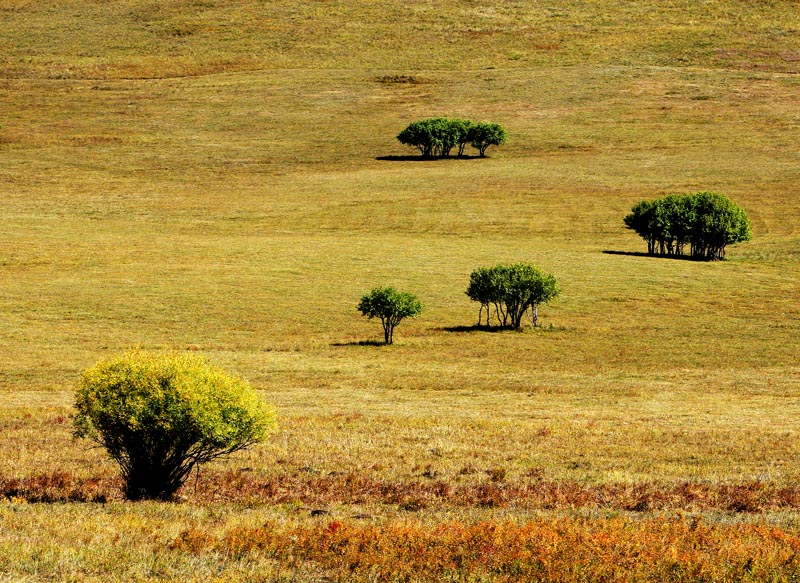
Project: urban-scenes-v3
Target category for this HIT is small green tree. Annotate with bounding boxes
[449,118,474,156]
[468,122,508,157]
[73,350,276,501]
[623,199,658,255]
[357,287,423,344]
[466,266,509,326]
[689,191,752,260]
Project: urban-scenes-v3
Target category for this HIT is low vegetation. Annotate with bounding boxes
[197,516,800,583]
[73,351,276,500]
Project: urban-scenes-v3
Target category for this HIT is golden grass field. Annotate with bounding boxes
[1,0,800,580]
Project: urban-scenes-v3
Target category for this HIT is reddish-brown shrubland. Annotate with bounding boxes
[6,470,800,515]
[175,516,800,582]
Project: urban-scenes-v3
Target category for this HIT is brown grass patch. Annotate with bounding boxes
[0,471,120,503]
[4,470,796,514]
[184,471,800,513]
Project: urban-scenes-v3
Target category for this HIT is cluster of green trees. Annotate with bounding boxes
[624,192,752,260]
[466,263,560,329]
[397,117,508,158]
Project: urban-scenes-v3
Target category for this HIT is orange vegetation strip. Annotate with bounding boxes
[4,471,800,513]
[191,470,800,513]
[173,516,800,582]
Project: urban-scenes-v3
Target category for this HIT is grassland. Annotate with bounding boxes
[1,0,800,580]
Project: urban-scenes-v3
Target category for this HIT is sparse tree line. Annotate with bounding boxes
[624,191,751,260]
[359,262,560,345]
[397,117,508,158]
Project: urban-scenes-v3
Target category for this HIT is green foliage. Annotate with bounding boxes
[396,119,434,157]
[397,117,507,158]
[465,266,507,326]
[73,350,276,501]
[397,117,471,157]
[449,117,474,156]
[468,121,508,157]
[357,287,423,344]
[466,264,560,329]
[624,192,752,260]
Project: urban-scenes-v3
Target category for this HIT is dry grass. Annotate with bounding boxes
[2,0,800,79]
[1,0,800,580]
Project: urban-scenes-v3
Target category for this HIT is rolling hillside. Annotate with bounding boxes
[1,1,799,580]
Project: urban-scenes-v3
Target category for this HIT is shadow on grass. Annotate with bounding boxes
[331,340,387,347]
[439,325,515,333]
[376,155,483,162]
[602,250,711,262]
[440,324,566,333]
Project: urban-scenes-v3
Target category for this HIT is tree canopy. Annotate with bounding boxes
[397,117,507,158]
[357,287,423,344]
[469,121,508,157]
[466,263,560,329]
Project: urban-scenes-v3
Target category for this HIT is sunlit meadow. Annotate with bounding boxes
[1,0,799,580]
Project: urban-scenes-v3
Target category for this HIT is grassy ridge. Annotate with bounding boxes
[3,0,800,78]
[1,0,800,580]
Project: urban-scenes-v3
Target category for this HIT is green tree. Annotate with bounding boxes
[500,263,560,328]
[449,118,474,156]
[466,266,507,326]
[623,199,657,255]
[73,350,276,501]
[397,119,435,157]
[624,192,751,260]
[357,287,423,344]
[689,191,752,260]
[468,121,508,157]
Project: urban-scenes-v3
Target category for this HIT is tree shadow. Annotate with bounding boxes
[331,340,387,347]
[439,325,515,333]
[602,250,705,262]
[376,155,483,162]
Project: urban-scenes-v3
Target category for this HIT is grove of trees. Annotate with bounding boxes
[466,263,560,329]
[73,350,276,501]
[624,192,752,260]
[397,118,507,158]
